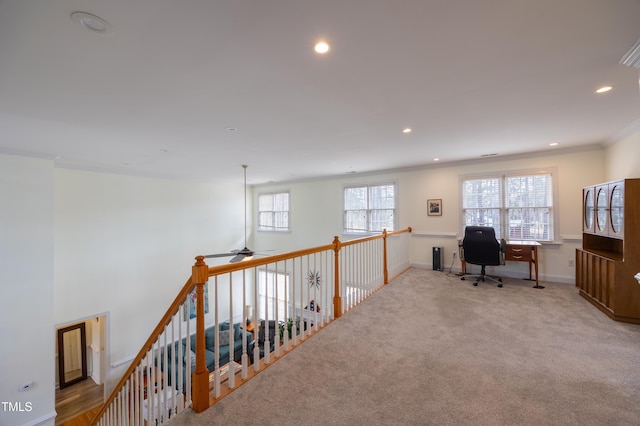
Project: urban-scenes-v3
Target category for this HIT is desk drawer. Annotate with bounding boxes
[505,246,533,261]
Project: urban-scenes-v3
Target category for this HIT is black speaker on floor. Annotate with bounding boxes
[433,246,443,271]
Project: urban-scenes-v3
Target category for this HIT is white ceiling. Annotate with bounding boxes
[1,0,639,185]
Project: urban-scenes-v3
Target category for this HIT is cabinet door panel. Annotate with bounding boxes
[608,181,624,239]
[583,187,595,234]
[595,185,609,236]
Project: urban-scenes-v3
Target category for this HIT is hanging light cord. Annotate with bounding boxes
[242,164,248,248]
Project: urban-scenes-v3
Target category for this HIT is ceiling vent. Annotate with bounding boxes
[620,38,640,69]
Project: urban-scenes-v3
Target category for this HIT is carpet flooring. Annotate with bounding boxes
[166,268,640,426]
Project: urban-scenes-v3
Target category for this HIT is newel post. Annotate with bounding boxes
[382,229,389,285]
[332,236,343,319]
[191,256,210,413]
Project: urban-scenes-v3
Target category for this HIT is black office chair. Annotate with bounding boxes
[460,226,506,287]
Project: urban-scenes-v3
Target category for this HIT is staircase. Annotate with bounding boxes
[90,228,411,425]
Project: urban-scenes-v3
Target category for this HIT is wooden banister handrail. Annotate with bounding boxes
[337,227,412,248]
[202,243,337,276]
[90,277,195,424]
[199,227,411,279]
[386,226,412,237]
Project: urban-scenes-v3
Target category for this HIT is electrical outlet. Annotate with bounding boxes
[19,381,33,392]
[568,260,575,267]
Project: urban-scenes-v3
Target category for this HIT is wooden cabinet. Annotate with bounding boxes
[576,179,640,324]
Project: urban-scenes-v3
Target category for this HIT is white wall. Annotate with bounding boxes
[254,147,607,284]
[53,169,246,389]
[605,129,640,180]
[253,173,389,250]
[0,154,55,426]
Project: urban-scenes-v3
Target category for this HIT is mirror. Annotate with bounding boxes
[57,323,87,389]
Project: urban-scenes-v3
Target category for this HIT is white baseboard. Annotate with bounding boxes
[409,262,576,284]
[23,410,56,426]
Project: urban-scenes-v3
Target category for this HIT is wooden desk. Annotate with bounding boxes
[459,240,542,288]
[505,240,542,288]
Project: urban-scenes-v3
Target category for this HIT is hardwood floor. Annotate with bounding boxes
[56,378,104,425]
[57,405,102,426]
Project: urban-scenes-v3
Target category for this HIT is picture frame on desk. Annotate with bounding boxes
[427,199,442,216]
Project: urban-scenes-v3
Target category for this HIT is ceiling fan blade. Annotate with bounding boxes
[254,249,276,255]
[229,246,256,263]
[229,253,248,263]
[204,252,235,258]
[205,246,255,262]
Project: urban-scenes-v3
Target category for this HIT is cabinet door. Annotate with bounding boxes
[583,187,595,234]
[595,185,609,236]
[608,181,624,239]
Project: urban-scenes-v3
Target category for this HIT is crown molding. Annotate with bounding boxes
[604,118,640,146]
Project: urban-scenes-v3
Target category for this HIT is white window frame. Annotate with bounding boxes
[257,269,290,322]
[343,181,397,235]
[460,168,558,242]
[258,191,290,232]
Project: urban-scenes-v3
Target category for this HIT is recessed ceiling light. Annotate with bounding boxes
[71,12,113,35]
[225,126,237,131]
[433,158,440,161]
[402,128,412,133]
[314,41,331,54]
[549,142,558,147]
[595,86,613,94]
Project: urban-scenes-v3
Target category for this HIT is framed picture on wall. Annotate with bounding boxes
[427,199,442,216]
[185,282,209,320]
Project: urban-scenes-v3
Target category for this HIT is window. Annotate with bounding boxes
[462,170,555,241]
[258,191,289,231]
[257,269,289,322]
[344,183,396,234]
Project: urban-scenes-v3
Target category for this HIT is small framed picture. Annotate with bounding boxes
[427,199,442,216]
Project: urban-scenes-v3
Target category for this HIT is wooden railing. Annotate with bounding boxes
[91,227,411,425]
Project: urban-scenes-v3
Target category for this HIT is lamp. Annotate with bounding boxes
[245,305,252,325]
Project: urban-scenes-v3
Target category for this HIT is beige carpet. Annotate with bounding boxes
[167,268,640,425]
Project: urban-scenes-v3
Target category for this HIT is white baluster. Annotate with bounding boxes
[228,273,235,389]
[274,262,281,357]
[252,266,260,371]
[290,259,297,345]
[241,270,248,379]
[184,301,191,407]
[213,276,221,398]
